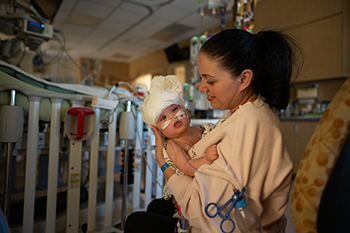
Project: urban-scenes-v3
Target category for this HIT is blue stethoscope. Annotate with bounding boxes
[205,187,246,233]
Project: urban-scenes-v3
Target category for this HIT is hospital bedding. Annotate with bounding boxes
[0,60,132,122]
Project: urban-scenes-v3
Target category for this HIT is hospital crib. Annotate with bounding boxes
[0,62,164,233]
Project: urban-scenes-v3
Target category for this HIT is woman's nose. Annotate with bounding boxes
[198,80,207,93]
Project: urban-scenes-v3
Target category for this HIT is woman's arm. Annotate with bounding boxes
[150,125,176,180]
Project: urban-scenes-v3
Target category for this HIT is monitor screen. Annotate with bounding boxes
[30,0,63,22]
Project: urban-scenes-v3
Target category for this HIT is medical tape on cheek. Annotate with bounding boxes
[160,109,190,130]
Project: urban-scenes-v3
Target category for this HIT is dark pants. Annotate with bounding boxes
[124,198,179,233]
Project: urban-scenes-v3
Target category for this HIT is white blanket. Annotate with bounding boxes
[0,60,133,99]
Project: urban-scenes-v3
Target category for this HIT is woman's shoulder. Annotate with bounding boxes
[236,97,277,120]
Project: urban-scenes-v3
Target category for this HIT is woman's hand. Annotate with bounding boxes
[149,125,166,165]
[149,125,176,180]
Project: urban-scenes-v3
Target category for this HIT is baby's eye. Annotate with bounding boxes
[173,106,179,112]
[160,115,166,121]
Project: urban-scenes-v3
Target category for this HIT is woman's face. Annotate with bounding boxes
[196,52,243,111]
[156,104,190,138]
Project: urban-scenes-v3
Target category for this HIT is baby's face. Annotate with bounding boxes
[156,104,189,138]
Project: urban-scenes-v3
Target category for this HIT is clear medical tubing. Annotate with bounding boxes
[160,109,190,130]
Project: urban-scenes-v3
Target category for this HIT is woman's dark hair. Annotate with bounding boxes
[200,29,303,110]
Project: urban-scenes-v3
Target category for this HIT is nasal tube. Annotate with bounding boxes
[160,109,190,130]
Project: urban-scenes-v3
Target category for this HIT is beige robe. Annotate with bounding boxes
[167,96,293,233]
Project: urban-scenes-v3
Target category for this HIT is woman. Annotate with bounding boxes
[125,29,302,233]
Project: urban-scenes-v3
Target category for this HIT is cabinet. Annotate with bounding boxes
[289,15,342,82]
[280,120,318,174]
[254,0,350,82]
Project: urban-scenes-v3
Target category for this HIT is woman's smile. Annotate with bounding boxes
[206,94,215,102]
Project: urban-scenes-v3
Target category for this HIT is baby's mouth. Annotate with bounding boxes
[173,120,182,128]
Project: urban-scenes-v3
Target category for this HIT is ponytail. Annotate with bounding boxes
[253,31,303,109]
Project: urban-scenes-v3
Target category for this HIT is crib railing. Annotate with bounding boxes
[0,84,163,233]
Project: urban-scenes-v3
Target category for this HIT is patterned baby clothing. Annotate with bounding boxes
[162,122,216,200]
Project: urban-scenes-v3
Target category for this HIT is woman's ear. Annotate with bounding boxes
[239,69,253,90]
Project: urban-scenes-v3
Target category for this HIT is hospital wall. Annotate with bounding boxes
[5,0,349,95]
[7,51,81,83]
[82,58,130,85]
[127,0,350,85]
[128,38,192,79]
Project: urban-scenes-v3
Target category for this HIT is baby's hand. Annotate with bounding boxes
[206,145,218,163]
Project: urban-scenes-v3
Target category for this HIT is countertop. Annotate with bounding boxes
[279,115,323,121]
[191,115,323,125]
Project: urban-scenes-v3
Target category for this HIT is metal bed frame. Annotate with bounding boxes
[0,83,164,233]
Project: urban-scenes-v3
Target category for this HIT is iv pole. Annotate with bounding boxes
[116,100,135,231]
[0,90,23,221]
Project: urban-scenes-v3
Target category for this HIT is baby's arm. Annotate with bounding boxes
[187,145,218,175]
[167,141,218,177]
[205,144,218,163]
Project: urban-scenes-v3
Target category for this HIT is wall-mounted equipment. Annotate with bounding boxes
[164,43,189,63]
[0,0,62,53]
[22,19,53,39]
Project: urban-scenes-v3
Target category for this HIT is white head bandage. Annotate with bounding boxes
[140,75,186,127]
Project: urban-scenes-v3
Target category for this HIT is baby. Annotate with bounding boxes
[140,75,218,199]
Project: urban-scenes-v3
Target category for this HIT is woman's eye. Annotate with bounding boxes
[207,81,215,85]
